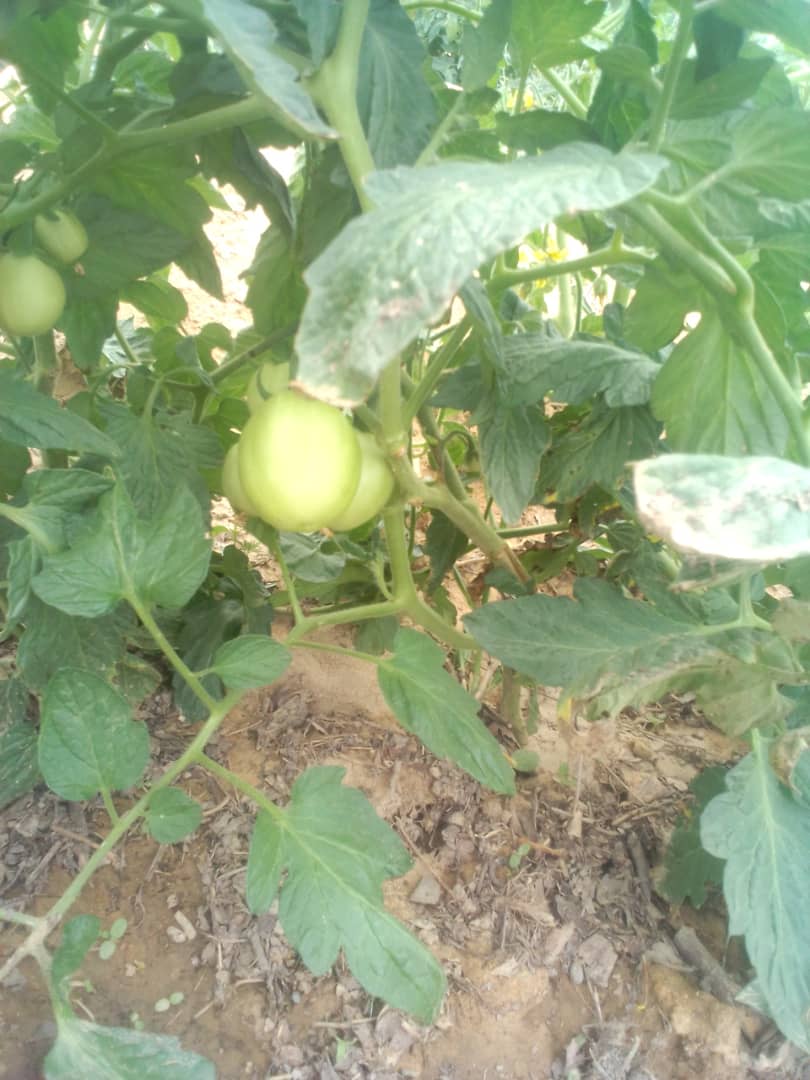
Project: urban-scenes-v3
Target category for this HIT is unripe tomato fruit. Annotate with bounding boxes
[246,360,290,414]
[238,390,361,532]
[221,443,259,516]
[0,253,66,337]
[34,209,89,264]
[328,432,395,532]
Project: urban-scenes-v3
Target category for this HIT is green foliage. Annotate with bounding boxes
[659,767,726,908]
[246,766,446,1021]
[2,0,810,1064]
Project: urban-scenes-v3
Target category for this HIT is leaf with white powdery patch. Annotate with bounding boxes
[379,629,515,794]
[38,669,149,801]
[245,765,445,1021]
[44,1016,215,1079]
[296,144,666,404]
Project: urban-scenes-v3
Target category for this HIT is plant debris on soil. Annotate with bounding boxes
[2,628,808,1079]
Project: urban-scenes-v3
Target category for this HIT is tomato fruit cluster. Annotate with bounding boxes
[222,389,395,534]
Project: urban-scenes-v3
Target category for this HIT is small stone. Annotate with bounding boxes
[409,875,442,906]
[174,910,197,941]
[166,925,186,944]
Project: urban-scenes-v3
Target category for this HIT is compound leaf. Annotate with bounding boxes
[245,765,445,1021]
[296,145,666,404]
[701,736,810,1050]
[379,629,515,794]
[38,669,149,801]
[477,399,549,524]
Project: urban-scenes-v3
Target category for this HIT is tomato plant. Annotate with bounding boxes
[245,358,290,412]
[1,0,810,1075]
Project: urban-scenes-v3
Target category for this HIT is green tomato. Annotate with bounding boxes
[328,432,395,532]
[238,390,361,532]
[0,253,66,337]
[221,443,258,516]
[34,209,89,264]
[246,360,290,414]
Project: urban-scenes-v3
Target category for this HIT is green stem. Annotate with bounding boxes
[489,242,654,291]
[268,533,305,626]
[402,319,469,426]
[195,753,283,820]
[497,522,566,539]
[625,202,735,295]
[416,91,468,166]
[0,908,42,929]
[91,29,151,83]
[287,598,403,644]
[293,638,382,665]
[0,97,268,234]
[210,324,297,386]
[501,667,527,746]
[647,0,694,151]
[0,691,241,985]
[0,503,61,554]
[401,0,481,19]
[100,786,120,825]
[305,0,376,209]
[128,596,219,713]
[539,68,588,119]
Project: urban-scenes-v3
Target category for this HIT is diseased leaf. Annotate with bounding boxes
[379,629,515,794]
[701,737,810,1051]
[245,766,446,1021]
[634,454,810,562]
[651,311,789,456]
[210,635,291,690]
[38,669,149,801]
[296,145,666,404]
[44,1015,215,1080]
[146,789,202,844]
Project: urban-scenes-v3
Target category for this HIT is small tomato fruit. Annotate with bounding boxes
[238,389,361,532]
[34,209,89,264]
[328,432,395,532]
[0,253,66,337]
[221,443,259,516]
[246,360,290,414]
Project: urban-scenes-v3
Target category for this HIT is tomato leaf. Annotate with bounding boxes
[701,736,810,1051]
[0,677,38,810]
[296,144,666,404]
[51,916,101,987]
[245,766,445,1021]
[659,767,727,908]
[358,0,436,167]
[379,629,516,794]
[476,399,549,524]
[634,454,810,563]
[461,0,511,92]
[510,0,604,76]
[199,0,335,139]
[39,669,149,801]
[0,372,118,457]
[651,310,789,456]
[33,484,210,617]
[146,789,202,844]
[43,1016,215,1080]
[210,635,291,690]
